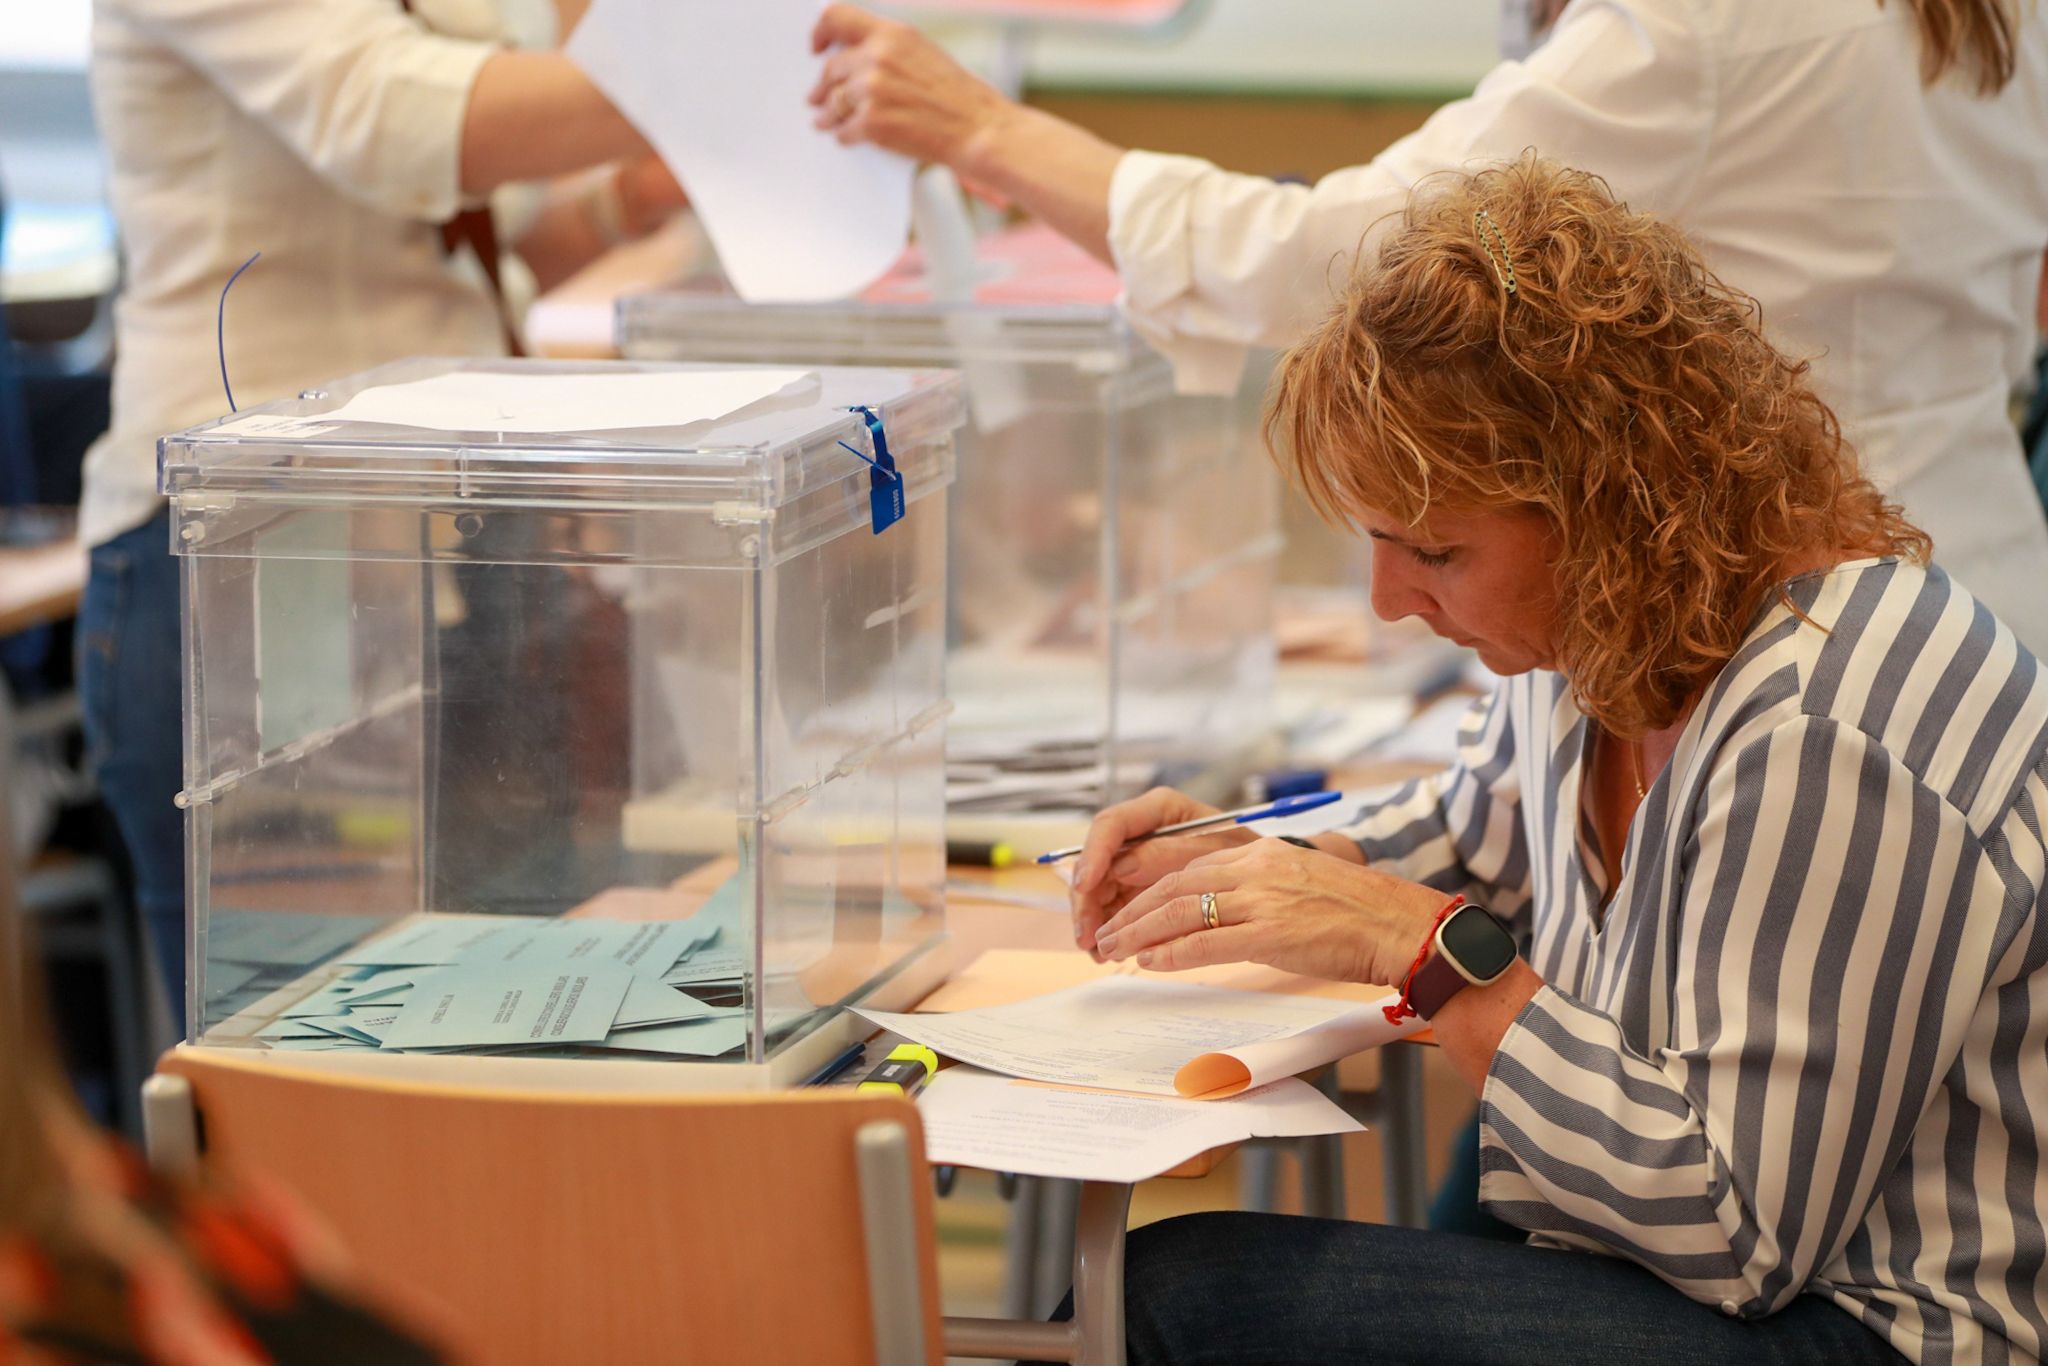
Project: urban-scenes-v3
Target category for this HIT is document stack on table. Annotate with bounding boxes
[257,898,760,1059]
[858,975,1427,1181]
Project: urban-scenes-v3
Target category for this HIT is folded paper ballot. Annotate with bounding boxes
[380,967,632,1050]
[260,895,745,1058]
[916,1066,1364,1183]
[859,975,1427,1099]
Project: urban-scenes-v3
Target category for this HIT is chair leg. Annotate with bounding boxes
[1031,1179,1081,1318]
[944,1179,1131,1365]
[1070,1181,1129,1366]
[1379,1042,1429,1227]
[1238,1140,1283,1212]
[1299,1069,1349,1220]
[1000,1175,1044,1320]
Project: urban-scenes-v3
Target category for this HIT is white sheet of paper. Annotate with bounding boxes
[565,0,914,302]
[916,1067,1363,1183]
[858,977,1369,1098]
[292,368,816,434]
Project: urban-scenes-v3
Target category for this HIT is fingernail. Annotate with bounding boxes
[1096,933,1119,956]
[1136,951,1155,967]
[1110,855,1138,879]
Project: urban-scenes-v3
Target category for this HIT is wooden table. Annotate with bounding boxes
[0,537,89,636]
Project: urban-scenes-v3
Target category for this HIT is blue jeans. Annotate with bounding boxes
[1049,1212,1908,1366]
[78,508,185,1033]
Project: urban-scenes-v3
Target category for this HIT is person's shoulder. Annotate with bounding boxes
[1776,558,2048,831]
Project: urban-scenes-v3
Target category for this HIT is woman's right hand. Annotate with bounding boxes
[808,5,1015,169]
[1069,787,1258,959]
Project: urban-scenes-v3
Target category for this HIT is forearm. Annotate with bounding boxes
[956,104,1123,264]
[1427,959,1543,1093]
[460,49,648,196]
[512,188,612,293]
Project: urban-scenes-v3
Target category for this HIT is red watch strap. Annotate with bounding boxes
[1408,947,1472,1020]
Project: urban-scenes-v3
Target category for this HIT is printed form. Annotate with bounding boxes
[860,976,1424,1098]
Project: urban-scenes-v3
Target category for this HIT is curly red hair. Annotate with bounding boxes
[1267,155,1929,739]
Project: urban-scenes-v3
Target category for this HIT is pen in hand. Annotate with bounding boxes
[1035,791,1343,865]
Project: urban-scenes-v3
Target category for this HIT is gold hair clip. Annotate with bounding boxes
[1474,209,1518,297]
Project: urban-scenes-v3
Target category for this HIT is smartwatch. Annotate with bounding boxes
[1408,903,1518,1019]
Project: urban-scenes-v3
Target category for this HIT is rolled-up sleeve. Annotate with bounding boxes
[1106,0,1713,393]
[114,0,494,221]
[1334,685,1535,928]
[1477,716,2029,1317]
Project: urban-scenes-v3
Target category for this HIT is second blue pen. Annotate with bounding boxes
[1035,790,1344,865]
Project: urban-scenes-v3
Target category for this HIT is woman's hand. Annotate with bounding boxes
[809,6,1016,169]
[1092,838,1453,986]
[1068,787,1256,958]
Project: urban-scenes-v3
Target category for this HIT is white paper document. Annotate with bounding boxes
[859,976,1424,1098]
[917,1066,1363,1183]
[566,0,915,302]
[271,368,817,435]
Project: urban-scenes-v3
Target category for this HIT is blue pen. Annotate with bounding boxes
[804,1040,867,1087]
[1034,791,1344,864]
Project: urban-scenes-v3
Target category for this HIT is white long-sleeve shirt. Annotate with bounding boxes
[1107,0,2048,655]
[1339,558,2048,1364]
[80,0,550,549]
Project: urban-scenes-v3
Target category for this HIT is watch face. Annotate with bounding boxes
[1441,906,1518,979]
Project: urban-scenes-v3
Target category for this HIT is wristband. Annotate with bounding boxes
[1382,895,1466,1026]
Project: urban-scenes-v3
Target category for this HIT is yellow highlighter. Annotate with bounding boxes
[857,1043,939,1097]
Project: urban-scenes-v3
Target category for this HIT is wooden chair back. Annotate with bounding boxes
[152,1047,943,1366]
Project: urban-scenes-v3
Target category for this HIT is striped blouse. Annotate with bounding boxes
[1338,558,2048,1365]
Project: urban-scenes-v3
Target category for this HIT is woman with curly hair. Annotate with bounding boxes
[1059,157,2048,1365]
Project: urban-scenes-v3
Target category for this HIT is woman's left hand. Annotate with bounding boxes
[1091,839,1454,987]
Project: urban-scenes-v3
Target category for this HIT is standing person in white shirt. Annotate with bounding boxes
[78,0,685,1024]
[807,0,2048,654]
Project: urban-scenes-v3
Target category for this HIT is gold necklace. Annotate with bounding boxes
[1627,735,1647,802]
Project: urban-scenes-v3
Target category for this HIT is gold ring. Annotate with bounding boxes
[1200,891,1220,931]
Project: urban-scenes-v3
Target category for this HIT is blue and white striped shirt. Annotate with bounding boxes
[1340,558,2048,1364]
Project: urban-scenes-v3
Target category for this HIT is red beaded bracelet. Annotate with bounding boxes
[1382,894,1467,1026]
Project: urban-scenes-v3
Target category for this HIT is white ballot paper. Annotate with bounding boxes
[271,368,817,435]
[917,1066,1364,1183]
[566,0,915,302]
[860,976,1426,1099]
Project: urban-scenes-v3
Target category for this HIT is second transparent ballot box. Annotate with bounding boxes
[163,358,961,1086]
[618,226,1281,822]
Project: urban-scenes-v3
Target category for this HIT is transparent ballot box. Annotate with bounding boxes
[163,358,961,1086]
[618,225,1281,825]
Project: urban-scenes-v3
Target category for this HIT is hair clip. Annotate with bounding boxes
[1474,209,1518,297]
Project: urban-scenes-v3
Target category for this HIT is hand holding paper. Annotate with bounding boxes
[567,0,915,301]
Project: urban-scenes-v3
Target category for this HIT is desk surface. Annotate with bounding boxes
[0,536,88,635]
